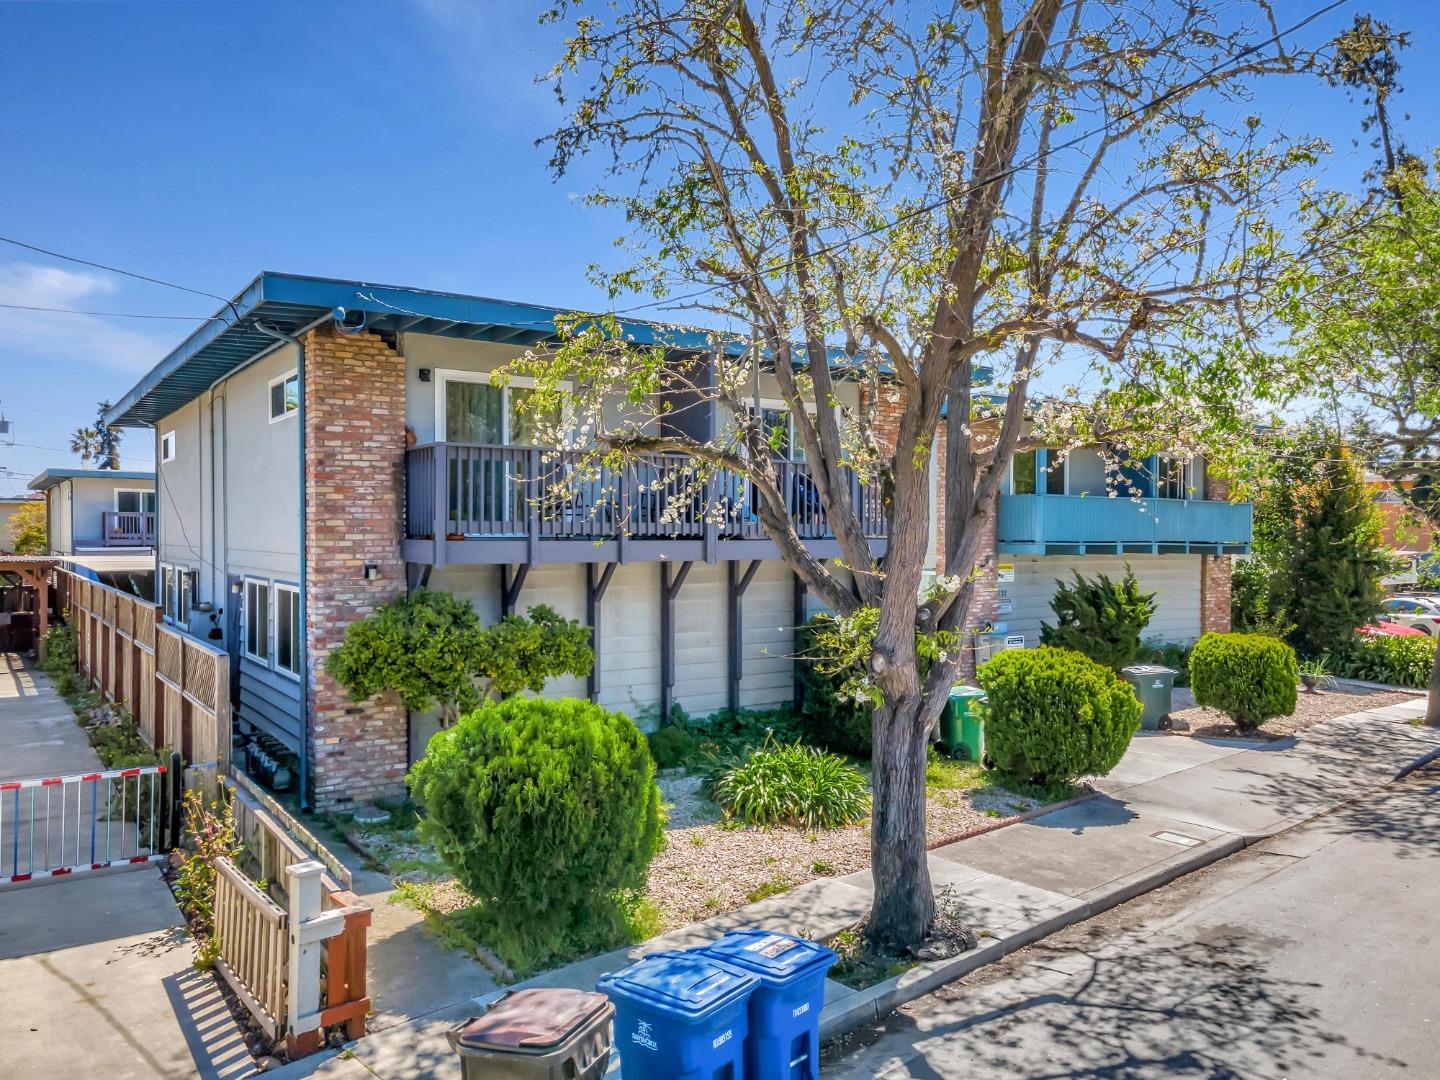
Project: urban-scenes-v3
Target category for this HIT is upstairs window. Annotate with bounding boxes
[1012,451,1039,495]
[115,489,155,514]
[245,578,270,664]
[1156,456,1189,500]
[178,569,194,626]
[269,371,299,422]
[160,431,176,462]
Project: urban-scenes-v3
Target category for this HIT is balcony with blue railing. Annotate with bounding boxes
[997,494,1252,556]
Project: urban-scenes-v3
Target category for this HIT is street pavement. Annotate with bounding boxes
[825,764,1440,1079]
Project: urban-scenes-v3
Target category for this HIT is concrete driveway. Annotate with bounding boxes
[0,653,251,1079]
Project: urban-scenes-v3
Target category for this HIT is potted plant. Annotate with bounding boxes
[1298,655,1331,694]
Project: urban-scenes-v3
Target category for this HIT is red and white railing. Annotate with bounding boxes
[0,763,169,885]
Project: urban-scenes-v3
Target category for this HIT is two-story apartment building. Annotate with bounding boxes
[28,467,156,598]
[104,272,1247,811]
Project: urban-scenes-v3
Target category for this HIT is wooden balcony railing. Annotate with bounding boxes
[405,442,886,547]
[101,510,155,547]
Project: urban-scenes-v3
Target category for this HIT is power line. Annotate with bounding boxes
[0,301,221,321]
[608,0,1354,318]
[0,234,241,322]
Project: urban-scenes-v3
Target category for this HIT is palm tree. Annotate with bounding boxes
[94,401,122,470]
[70,426,99,465]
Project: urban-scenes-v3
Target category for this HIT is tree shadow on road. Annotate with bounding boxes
[861,923,1406,1079]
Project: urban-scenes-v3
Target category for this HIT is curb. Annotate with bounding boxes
[819,731,1440,1045]
[924,788,1099,851]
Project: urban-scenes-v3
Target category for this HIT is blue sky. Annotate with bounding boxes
[1,0,1436,495]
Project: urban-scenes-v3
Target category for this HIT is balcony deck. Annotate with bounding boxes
[100,510,156,548]
[404,442,888,567]
[997,494,1251,556]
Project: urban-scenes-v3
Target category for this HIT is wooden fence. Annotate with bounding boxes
[55,569,229,780]
[223,773,371,1053]
[214,856,289,1039]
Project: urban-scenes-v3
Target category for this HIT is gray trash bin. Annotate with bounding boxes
[1121,665,1178,731]
[447,988,614,1079]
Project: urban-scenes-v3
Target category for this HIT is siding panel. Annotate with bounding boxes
[238,660,302,748]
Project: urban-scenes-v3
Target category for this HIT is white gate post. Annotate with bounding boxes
[285,860,345,1053]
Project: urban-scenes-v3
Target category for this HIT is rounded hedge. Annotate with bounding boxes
[408,697,662,969]
[1189,632,1298,731]
[976,646,1141,786]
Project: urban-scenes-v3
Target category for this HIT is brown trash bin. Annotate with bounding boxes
[447,988,614,1079]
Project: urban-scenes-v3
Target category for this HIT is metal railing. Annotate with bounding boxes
[0,764,169,886]
[101,511,155,547]
[406,441,888,544]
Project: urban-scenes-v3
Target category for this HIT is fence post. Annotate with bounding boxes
[284,861,346,1057]
[168,750,184,850]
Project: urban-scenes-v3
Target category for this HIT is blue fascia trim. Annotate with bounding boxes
[29,468,156,491]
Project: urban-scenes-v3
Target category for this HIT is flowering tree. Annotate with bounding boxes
[517,0,1335,948]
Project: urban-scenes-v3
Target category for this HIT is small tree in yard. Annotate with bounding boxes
[1245,425,1392,658]
[1040,567,1156,671]
[521,1,1338,949]
[6,500,46,555]
[324,589,594,724]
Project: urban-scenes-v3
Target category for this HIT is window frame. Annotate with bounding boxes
[268,369,300,424]
[243,577,272,666]
[159,563,176,622]
[177,567,194,626]
[272,581,302,680]
[113,488,156,514]
[160,431,176,463]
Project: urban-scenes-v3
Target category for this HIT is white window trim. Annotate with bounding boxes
[178,567,194,625]
[272,581,302,681]
[268,369,300,424]
[433,368,571,445]
[159,563,175,622]
[243,577,272,666]
[160,431,176,463]
[113,487,155,513]
[752,397,827,460]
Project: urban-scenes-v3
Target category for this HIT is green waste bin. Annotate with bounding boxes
[941,685,987,761]
[1121,665,1178,731]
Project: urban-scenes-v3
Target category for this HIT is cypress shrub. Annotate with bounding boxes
[408,697,662,972]
[976,646,1141,786]
[1189,632,1298,731]
[1040,567,1157,671]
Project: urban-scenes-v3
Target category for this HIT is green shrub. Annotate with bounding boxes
[325,591,594,723]
[795,615,874,755]
[1040,567,1157,671]
[1137,637,1193,687]
[646,724,699,769]
[39,622,77,677]
[407,697,661,974]
[976,646,1140,786]
[1331,632,1436,689]
[710,738,870,830]
[1189,632,1298,730]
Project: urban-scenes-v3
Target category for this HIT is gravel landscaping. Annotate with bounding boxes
[353,760,1053,938]
[1169,682,1424,741]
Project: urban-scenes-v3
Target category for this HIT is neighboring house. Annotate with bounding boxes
[103,271,1247,811]
[27,468,156,599]
[0,494,42,551]
[1368,474,1435,589]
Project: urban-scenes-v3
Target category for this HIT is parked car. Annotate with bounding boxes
[1379,596,1440,636]
[1359,621,1429,638]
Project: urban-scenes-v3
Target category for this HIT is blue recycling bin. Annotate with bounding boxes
[698,930,837,1080]
[597,950,757,1080]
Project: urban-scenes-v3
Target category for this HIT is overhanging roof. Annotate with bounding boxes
[29,469,155,492]
[106,272,873,429]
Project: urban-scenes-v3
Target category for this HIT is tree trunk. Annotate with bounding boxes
[866,691,935,949]
[1426,640,1440,728]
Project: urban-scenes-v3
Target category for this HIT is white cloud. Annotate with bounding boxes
[0,262,168,373]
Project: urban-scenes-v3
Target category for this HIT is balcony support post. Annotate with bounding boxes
[791,572,808,711]
[727,560,762,713]
[432,444,449,569]
[500,564,529,618]
[659,560,693,723]
[585,562,617,702]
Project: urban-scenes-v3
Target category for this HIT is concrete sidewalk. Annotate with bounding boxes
[0,654,251,1079]
[272,697,1437,1080]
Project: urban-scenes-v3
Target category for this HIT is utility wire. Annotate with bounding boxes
[0,301,222,321]
[607,0,1354,318]
[0,234,242,323]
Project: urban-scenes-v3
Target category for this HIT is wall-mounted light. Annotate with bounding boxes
[418,368,432,383]
[230,581,242,595]
[363,563,380,581]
